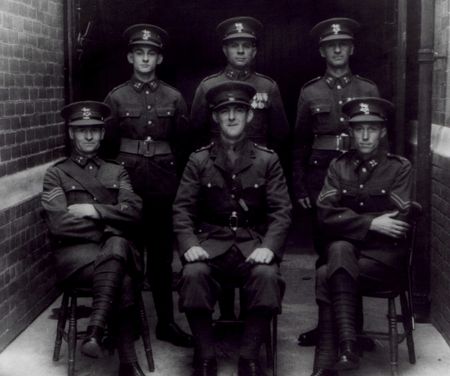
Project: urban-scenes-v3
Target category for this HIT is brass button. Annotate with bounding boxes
[145,90,150,95]
[147,105,152,110]
[254,183,259,188]
[207,183,211,188]
[232,174,236,179]
[337,85,342,90]
[381,189,386,194]
[359,184,364,188]
[147,120,152,125]
[359,202,364,206]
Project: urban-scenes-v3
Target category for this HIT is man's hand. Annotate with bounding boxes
[370,211,410,238]
[298,197,312,209]
[68,204,100,219]
[246,248,275,264]
[184,246,210,263]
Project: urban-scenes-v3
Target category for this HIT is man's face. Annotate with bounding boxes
[222,39,257,68]
[69,126,105,156]
[213,104,254,141]
[320,40,354,69]
[127,46,163,75]
[351,123,386,156]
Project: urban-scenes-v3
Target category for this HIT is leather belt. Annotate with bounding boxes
[202,212,261,231]
[120,137,171,157]
[312,134,350,152]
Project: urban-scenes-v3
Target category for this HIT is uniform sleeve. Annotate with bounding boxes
[261,154,293,258]
[267,82,290,153]
[172,155,202,253]
[292,89,314,201]
[41,167,104,242]
[388,160,413,221]
[317,160,374,241]
[172,93,191,172]
[190,83,211,150]
[93,167,143,227]
[103,92,121,158]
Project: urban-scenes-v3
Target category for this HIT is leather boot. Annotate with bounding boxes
[118,362,145,376]
[335,340,359,370]
[81,325,104,358]
[312,303,338,372]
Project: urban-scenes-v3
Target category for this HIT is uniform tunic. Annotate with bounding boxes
[173,140,292,312]
[190,66,290,153]
[315,150,412,303]
[292,73,379,202]
[41,154,143,280]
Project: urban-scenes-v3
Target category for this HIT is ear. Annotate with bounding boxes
[68,128,74,140]
[127,52,134,65]
[212,111,219,124]
[319,46,326,58]
[250,46,257,59]
[381,127,387,138]
[222,45,228,58]
[156,54,163,65]
[100,128,106,140]
[246,109,254,123]
[349,43,355,56]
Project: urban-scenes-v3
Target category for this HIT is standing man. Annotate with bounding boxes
[311,97,412,375]
[190,16,289,156]
[292,18,380,346]
[42,101,146,376]
[104,24,193,347]
[174,81,291,376]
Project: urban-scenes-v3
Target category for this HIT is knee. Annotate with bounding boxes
[327,240,355,259]
[250,265,278,283]
[316,265,328,286]
[181,262,211,283]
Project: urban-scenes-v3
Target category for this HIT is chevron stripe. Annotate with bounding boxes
[42,187,64,202]
[119,181,133,191]
[318,189,338,202]
[390,192,411,210]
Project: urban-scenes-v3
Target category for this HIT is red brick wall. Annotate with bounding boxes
[0,0,65,351]
[0,0,65,178]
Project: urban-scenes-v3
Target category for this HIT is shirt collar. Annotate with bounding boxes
[324,71,353,89]
[71,153,101,168]
[224,64,253,80]
[130,75,159,92]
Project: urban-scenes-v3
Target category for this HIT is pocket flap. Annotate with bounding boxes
[118,109,142,117]
[310,103,331,114]
[156,107,175,117]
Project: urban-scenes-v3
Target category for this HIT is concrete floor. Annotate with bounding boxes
[1,230,450,376]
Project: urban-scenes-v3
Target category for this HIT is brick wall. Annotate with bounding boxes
[0,0,65,351]
[0,0,65,177]
[430,0,450,346]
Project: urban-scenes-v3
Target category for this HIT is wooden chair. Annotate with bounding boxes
[52,286,155,376]
[360,201,422,376]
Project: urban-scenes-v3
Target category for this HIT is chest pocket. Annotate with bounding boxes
[365,187,392,211]
[156,107,175,118]
[310,103,331,125]
[118,108,142,119]
[61,182,91,204]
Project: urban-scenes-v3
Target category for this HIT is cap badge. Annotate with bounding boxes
[331,24,341,35]
[360,103,370,115]
[235,23,244,33]
[142,29,151,40]
[229,96,235,102]
[81,107,92,119]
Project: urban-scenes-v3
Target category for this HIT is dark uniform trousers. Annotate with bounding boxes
[312,149,412,369]
[41,154,144,338]
[292,73,380,263]
[104,76,189,324]
[178,246,284,314]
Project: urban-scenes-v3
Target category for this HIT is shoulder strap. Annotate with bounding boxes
[57,159,116,204]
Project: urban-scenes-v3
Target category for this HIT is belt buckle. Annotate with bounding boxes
[229,211,238,232]
[143,136,154,157]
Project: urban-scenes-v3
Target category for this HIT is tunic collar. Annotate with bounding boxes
[324,71,353,89]
[71,152,102,168]
[352,149,387,174]
[224,64,253,80]
[130,75,159,92]
[211,138,255,173]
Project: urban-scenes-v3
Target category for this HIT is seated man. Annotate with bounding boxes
[173,82,292,376]
[312,97,412,376]
[41,101,145,376]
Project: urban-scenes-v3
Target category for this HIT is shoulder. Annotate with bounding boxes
[354,74,377,87]
[331,150,355,169]
[158,80,183,96]
[254,72,276,84]
[253,142,275,154]
[106,82,130,96]
[386,153,412,168]
[191,142,214,161]
[200,71,223,85]
[301,76,322,90]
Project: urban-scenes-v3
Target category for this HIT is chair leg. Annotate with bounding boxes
[53,291,69,362]
[400,292,416,364]
[272,316,278,376]
[138,293,155,372]
[68,294,77,376]
[388,298,399,376]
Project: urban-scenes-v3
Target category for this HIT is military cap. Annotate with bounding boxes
[206,81,256,111]
[342,97,394,124]
[216,16,263,42]
[61,101,111,127]
[123,24,168,50]
[310,17,360,44]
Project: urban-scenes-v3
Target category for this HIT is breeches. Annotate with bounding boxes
[178,247,285,313]
[316,240,400,304]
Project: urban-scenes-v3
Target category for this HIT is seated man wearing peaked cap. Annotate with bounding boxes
[42,101,145,376]
[311,97,412,376]
[174,81,292,376]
